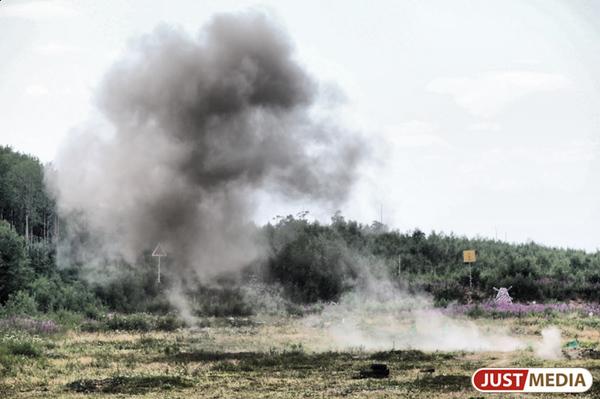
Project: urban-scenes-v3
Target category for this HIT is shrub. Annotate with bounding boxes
[465,305,485,318]
[106,314,152,332]
[29,275,104,316]
[0,335,42,358]
[0,350,16,376]
[0,222,32,303]
[194,285,253,317]
[0,291,37,317]
[82,313,184,332]
[155,314,185,331]
[6,340,41,357]
[267,222,359,303]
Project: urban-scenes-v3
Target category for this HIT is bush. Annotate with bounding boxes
[5,340,41,357]
[82,313,184,332]
[0,222,33,303]
[465,305,485,318]
[155,314,184,331]
[0,291,37,317]
[106,314,152,332]
[0,335,42,358]
[431,281,466,304]
[0,349,16,377]
[267,221,359,303]
[27,242,55,275]
[29,275,104,316]
[194,285,253,317]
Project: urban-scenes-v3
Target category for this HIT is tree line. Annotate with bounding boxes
[0,146,598,318]
[0,146,56,243]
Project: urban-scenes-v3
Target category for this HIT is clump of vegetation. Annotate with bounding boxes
[369,350,454,362]
[3,339,41,358]
[3,335,41,356]
[66,375,193,394]
[0,333,43,376]
[81,313,184,332]
[448,302,600,319]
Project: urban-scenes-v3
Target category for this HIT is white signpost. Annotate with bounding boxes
[152,243,167,284]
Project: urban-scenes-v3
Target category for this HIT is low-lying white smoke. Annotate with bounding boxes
[535,326,563,360]
[302,278,526,352]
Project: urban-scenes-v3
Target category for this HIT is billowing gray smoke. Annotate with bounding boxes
[47,13,364,297]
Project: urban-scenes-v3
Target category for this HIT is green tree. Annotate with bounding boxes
[0,220,33,302]
[0,146,55,241]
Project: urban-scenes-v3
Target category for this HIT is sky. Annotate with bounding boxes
[1,0,600,250]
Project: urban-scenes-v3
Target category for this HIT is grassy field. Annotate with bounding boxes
[1,313,600,398]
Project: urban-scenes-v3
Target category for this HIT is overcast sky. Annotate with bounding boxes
[1,0,600,250]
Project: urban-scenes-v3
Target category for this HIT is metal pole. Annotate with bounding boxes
[157,256,161,284]
[468,263,473,304]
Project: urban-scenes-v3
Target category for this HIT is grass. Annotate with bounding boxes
[0,312,599,398]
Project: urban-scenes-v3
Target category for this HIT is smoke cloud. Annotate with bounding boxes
[47,13,364,292]
[302,277,526,352]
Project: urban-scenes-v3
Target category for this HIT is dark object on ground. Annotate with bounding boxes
[581,349,600,359]
[564,348,600,360]
[420,367,435,373]
[358,363,390,379]
[66,376,192,394]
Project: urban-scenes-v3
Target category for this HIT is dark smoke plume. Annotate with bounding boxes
[47,13,364,299]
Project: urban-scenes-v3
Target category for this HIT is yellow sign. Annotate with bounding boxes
[463,250,477,263]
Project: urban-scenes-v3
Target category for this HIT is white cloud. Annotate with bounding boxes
[456,139,597,193]
[0,0,77,20]
[383,121,450,149]
[24,85,49,97]
[36,42,78,55]
[427,71,572,117]
[468,121,501,132]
